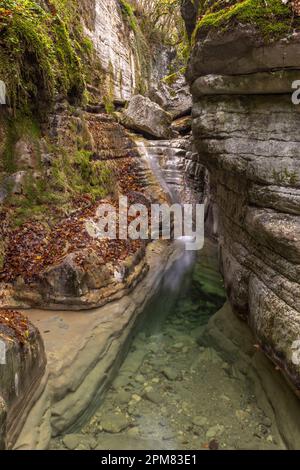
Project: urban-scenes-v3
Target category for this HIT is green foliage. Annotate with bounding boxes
[193,0,295,42]
[0,0,86,110]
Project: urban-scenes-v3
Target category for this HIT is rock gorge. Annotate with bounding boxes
[0,0,300,451]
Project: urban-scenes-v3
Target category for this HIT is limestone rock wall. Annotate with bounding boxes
[187,21,300,391]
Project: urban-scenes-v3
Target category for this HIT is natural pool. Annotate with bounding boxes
[50,241,287,450]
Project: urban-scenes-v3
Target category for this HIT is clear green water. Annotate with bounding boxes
[51,242,282,451]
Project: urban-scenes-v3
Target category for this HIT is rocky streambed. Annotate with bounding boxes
[49,241,300,451]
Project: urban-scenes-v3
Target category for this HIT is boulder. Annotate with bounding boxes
[166,85,192,119]
[122,95,173,139]
[101,414,129,434]
[149,82,170,109]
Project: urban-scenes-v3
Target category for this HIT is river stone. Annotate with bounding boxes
[236,410,249,422]
[262,416,272,428]
[76,443,90,450]
[163,431,177,441]
[127,427,140,437]
[101,414,129,434]
[112,374,131,390]
[173,342,184,350]
[63,434,81,450]
[131,394,141,402]
[148,342,161,354]
[152,377,160,384]
[95,434,165,450]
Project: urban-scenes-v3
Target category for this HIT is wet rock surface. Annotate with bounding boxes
[134,136,200,205]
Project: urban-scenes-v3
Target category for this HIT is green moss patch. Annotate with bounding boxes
[0,113,40,174]
[194,0,296,43]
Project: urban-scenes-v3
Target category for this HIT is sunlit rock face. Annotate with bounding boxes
[187,21,300,391]
[82,0,141,101]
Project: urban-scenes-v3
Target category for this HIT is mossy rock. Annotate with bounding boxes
[0,0,87,111]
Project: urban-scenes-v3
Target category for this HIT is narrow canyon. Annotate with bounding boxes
[0,0,300,451]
